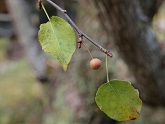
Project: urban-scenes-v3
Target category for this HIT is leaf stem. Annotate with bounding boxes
[43,0,113,58]
[41,2,50,21]
[106,55,109,82]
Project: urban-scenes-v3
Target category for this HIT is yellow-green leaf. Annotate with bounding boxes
[95,79,142,121]
[38,16,76,70]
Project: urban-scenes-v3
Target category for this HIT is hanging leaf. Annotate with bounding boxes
[38,16,76,70]
[95,79,142,121]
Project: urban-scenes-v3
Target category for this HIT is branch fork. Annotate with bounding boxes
[39,0,113,58]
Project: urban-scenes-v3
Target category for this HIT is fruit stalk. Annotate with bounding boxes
[42,0,113,58]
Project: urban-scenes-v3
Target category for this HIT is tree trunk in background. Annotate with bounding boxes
[6,1,52,123]
[95,0,165,105]
[6,0,48,81]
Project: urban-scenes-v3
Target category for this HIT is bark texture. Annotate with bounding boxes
[95,0,165,105]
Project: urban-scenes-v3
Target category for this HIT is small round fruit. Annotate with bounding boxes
[90,58,102,70]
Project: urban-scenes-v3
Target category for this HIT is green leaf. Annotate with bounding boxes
[38,16,76,70]
[95,79,142,121]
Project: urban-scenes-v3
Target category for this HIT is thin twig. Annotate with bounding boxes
[38,0,42,10]
[44,0,113,58]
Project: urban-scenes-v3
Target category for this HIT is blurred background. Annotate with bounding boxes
[0,0,165,124]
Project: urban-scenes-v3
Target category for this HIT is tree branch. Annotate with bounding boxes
[42,0,113,58]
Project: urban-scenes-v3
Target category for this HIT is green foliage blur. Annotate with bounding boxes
[0,38,44,124]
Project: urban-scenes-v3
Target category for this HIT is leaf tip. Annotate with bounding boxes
[62,64,68,71]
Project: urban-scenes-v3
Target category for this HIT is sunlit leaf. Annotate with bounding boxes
[95,79,142,121]
[38,16,76,70]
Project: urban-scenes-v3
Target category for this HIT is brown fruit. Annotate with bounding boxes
[90,58,102,70]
